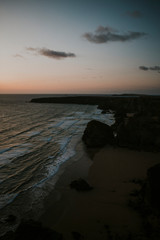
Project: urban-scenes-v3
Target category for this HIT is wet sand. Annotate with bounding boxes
[39,146,160,239]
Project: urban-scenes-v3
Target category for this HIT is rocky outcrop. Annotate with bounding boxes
[82,120,115,148]
[128,165,160,240]
[70,178,93,191]
[116,116,160,151]
[147,164,160,209]
[129,163,160,212]
[82,116,160,151]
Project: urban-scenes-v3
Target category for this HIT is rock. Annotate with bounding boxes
[4,219,63,240]
[70,178,93,191]
[116,116,160,151]
[147,164,160,208]
[72,231,84,240]
[82,120,115,147]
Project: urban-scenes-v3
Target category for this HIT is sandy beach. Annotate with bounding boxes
[39,146,160,240]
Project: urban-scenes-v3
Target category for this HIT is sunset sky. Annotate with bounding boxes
[1,0,160,94]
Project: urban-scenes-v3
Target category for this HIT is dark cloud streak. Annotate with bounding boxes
[83,25,147,44]
[139,66,149,71]
[26,47,76,59]
[150,66,160,71]
[139,66,160,73]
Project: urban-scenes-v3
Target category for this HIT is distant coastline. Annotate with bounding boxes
[30,94,159,106]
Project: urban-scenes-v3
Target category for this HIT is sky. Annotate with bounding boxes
[0,0,160,94]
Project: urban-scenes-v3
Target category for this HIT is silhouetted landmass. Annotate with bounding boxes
[31,95,160,152]
[31,94,160,115]
[31,95,110,105]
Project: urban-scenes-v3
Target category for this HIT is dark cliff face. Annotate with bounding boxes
[116,115,160,151]
[147,164,160,209]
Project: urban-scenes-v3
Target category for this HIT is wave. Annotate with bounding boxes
[0,101,115,216]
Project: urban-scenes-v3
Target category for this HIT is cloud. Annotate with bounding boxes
[139,66,160,73]
[26,47,76,59]
[126,11,142,18]
[139,66,149,71]
[150,66,160,71]
[83,25,147,44]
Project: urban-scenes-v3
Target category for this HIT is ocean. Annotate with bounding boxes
[0,94,114,235]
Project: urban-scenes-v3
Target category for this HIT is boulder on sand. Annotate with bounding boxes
[70,178,93,191]
[82,120,115,147]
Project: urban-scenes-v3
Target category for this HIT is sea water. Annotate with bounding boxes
[0,94,114,235]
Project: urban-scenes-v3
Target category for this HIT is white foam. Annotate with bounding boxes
[46,148,76,178]
[75,111,84,115]
[57,136,71,150]
[94,109,102,115]
[25,131,41,137]
[92,113,115,126]
[43,136,52,142]
[59,120,79,129]
[0,146,30,166]
[65,116,75,120]
[44,133,80,182]
[0,147,12,154]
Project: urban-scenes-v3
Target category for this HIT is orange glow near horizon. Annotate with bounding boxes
[1,73,159,95]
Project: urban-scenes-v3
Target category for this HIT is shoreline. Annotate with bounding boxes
[0,140,92,238]
[38,140,93,227]
[39,146,160,239]
[1,95,160,239]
